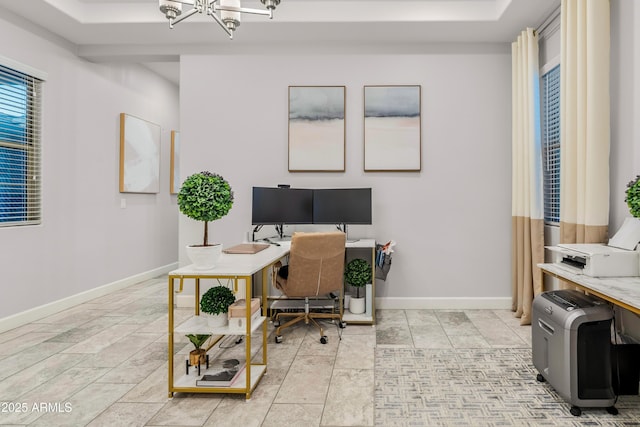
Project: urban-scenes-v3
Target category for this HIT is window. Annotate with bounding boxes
[0,63,42,226]
[541,64,560,224]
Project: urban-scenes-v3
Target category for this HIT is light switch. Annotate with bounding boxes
[120,198,126,209]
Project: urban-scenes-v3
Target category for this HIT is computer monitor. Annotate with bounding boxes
[312,188,372,225]
[251,187,313,225]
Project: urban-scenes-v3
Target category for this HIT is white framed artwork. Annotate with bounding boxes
[288,86,345,172]
[364,85,421,172]
[119,113,161,193]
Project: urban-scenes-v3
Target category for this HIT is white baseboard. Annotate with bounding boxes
[375,297,512,310]
[0,262,178,334]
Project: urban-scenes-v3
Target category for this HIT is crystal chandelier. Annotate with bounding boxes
[159,0,281,39]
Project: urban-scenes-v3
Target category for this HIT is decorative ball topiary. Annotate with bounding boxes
[345,258,372,298]
[626,175,640,218]
[178,171,234,246]
[200,285,236,316]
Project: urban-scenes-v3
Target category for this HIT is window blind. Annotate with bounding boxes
[0,63,42,226]
[542,64,560,224]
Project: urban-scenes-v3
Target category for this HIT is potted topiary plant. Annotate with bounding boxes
[178,171,234,269]
[186,334,211,366]
[200,285,236,327]
[345,258,372,314]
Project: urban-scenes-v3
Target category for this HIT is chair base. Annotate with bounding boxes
[274,298,343,344]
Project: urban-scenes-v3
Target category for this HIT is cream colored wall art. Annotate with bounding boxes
[288,86,345,172]
[119,113,161,193]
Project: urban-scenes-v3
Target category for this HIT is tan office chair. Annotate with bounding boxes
[273,231,346,344]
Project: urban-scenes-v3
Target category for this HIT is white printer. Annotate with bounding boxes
[548,218,640,277]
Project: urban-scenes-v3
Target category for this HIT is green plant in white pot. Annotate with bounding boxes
[200,285,236,327]
[345,258,372,315]
[178,171,234,269]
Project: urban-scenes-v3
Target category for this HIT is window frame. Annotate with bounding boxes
[540,56,561,226]
[0,58,44,227]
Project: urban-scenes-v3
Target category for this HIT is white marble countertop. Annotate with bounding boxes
[170,243,290,277]
[539,263,640,313]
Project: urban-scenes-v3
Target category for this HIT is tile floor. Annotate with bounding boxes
[0,276,532,426]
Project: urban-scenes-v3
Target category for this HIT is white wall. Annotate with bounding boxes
[610,0,640,339]
[179,48,513,307]
[611,0,640,232]
[0,17,179,322]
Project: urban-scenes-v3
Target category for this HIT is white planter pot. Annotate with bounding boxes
[186,244,222,270]
[204,312,228,328]
[343,294,351,310]
[349,297,365,314]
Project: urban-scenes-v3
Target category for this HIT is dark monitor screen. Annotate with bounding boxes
[313,188,372,224]
[252,187,313,225]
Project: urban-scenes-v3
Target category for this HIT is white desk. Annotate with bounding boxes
[538,263,640,315]
[167,244,289,399]
[167,239,376,398]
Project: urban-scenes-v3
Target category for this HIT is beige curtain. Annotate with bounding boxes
[560,0,610,244]
[511,28,545,326]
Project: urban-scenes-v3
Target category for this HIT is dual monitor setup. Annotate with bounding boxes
[252,186,372,240]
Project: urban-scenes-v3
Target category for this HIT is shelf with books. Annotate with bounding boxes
[174,364,267,392]
[197,361,244,387]
[174,335,266,393]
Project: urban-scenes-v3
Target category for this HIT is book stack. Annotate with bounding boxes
[196,358,245,387]
[227,298,261,332]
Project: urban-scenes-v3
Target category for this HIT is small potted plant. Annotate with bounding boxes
[626,175,640,218]
[186,334,210,366]
[178,171,234,269]
[345,258,372,314]
[200,285,236,327]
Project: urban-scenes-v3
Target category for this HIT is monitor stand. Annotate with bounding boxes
[337,224,360,243]
[275,224,285,240]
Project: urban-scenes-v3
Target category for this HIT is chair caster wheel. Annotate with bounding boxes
[536,374,545,382]
[320,336,328,344]
[570,406,581,417]
[275,335,283,344]
[339,321,347,329]
[606,406,618,415]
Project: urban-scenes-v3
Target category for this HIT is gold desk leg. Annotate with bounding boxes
[168,276,175,398]
[262,266,269,363]
[195,278,200,315]
[371,245,376,324]
[175,277,184,294]
[243,275,252,399]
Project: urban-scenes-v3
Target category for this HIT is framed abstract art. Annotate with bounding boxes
[364,85,421,172]
[288,86,345,172]
[119,113,161,193]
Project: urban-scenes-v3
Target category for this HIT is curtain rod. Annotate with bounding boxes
[536,5,561,39]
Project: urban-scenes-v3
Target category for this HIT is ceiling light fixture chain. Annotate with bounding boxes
[159,0,281,40]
